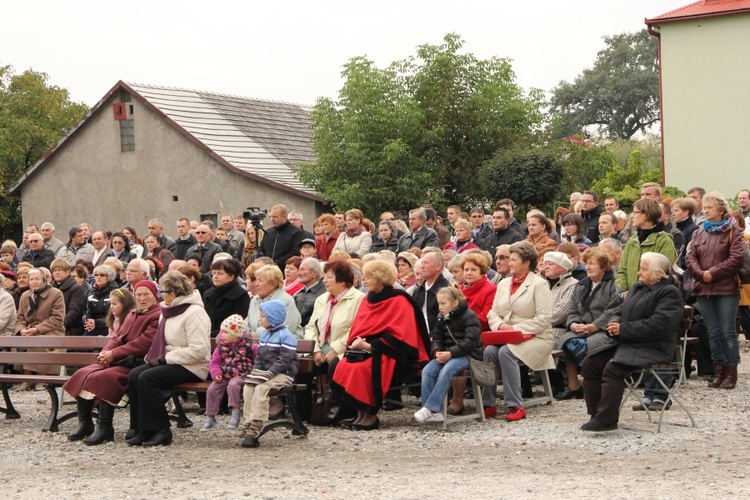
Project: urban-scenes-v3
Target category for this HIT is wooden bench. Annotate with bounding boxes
[0,336,110,432]
[169,338,315,439]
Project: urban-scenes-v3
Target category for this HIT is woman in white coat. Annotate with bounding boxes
[333,209,372,257]
[482,241,554,422]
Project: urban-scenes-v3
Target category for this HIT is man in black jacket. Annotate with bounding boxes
[184,224,222,274]
[397,208,439,253]
[411,251,450,333]
[580,190,603,243]
[148,218,176,253]
[294,258,326,327]
[172,218,197,260]
[23,234,55,269]
[259,204,303,270]
[479,208,523,254]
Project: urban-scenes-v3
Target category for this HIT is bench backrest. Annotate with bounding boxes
[0,336,110,350]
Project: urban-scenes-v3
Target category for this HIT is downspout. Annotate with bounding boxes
[646,21,665,187]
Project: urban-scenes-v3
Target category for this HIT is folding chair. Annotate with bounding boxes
[621,306,696,432]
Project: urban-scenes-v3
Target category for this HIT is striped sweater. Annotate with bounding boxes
[255,325,299,381]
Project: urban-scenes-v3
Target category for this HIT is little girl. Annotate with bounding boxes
[202,314,257,430]
[106,289,135,337]
[414,286,483,424]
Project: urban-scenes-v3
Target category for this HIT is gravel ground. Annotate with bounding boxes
[2,341,750,499]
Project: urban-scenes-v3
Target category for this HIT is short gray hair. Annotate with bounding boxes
[640,252,671,280]
[93,265,117,281]
[301,257,322,276]
[41,222,55,231]
[159,271,194,298]
[598,238,622,252]
[409,208,426,221]
[129,258,150,276]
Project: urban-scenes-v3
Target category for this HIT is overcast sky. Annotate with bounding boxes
[3,0,687,107]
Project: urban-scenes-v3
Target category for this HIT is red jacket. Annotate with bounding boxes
[461,276,497,331]
[315,231,340,261]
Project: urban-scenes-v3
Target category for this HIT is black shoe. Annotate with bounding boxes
[125,429,138,440]
[142,429,172,447]
[84,425,114,445]
[353,417,380,431]
[554,387,584,400]
[381,401,401,411]
[126,431,153,446]
[68,420,95,441]
[339,418,357,430]
[242,436,260,448]
[580,419,618,432]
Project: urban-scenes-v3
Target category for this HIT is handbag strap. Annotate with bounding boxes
[444,324,469,357]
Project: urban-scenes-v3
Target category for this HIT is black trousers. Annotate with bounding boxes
[581,348,637,426]
[128,363,201,432]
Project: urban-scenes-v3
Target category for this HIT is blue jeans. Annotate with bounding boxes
[698,295,741,367]
[420,356,471,412]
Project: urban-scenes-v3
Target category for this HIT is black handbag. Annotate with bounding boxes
[344,349,372,362]
[310,375,341,426]
[109,355,145,369]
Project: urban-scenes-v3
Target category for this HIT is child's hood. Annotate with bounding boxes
[259,300,287,328]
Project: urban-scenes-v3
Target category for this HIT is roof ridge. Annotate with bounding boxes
[125,81,312,108]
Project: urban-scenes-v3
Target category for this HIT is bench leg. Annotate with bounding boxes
[1,383,21,420]
[258,391,309,438]
[169,392,193,428]
[42,384,62,432]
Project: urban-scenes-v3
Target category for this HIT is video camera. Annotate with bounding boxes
[243,207,267,229]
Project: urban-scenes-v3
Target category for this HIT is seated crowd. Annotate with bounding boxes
[1,183,748,447]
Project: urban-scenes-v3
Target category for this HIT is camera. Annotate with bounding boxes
[243,207,267,228]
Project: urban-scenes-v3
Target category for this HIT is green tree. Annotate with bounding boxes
[0,66,88,235]
[549,29,659,140]
[298,33,545,216]
[547,139,619,198]
[480,149,563,210]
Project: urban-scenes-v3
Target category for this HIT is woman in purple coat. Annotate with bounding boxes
[63,281,161,445]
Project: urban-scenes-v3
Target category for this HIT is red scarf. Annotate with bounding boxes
[510,273,529,296]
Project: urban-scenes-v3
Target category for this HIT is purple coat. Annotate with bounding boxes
[209,333,257,380]
[63,303,161,404]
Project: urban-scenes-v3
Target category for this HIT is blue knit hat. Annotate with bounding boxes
[259,300,287,328]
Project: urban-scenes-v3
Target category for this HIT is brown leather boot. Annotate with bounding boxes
[708,364,725,388]
[719,365,737,389]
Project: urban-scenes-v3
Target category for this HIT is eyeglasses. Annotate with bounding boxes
[162,290,174,295]
[94,273,107,277]
[496,255,509,260]
[194,231,208,234]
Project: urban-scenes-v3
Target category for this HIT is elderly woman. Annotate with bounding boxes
[482,241,554,421]
[50,258,86,336]
[332,260,430,430]
[443,219,480,254]
[63,282,161,444]
[561,213,593,247]
[0,273,17,336]
[202,258,250,337]
[580,253,683,432]
[245,264,303,338]
[617,198,675,292]
[15,268,65,386]
[371,221,400,253]
[143,233,175,271]
[396,252,418,288]
[11,266,30,310]
[526,213,557,253]
[555,248,621,400]
[305,261,366,384]
[126,273,211,447]
[83,265,117,336]
[333,209,372,257]
[447,255,465,286]
[686,192,745,389]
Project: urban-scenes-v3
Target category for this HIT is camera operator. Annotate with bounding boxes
[258,204,303,270]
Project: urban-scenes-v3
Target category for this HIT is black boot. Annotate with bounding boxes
[68,399,95,441]
[84,402,115,445]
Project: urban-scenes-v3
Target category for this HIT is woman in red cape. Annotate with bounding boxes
[332,260,430,430]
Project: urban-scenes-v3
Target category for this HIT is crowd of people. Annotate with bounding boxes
[1,183,748,446]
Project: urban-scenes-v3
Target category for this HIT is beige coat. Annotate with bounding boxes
[0,289,17,336]
[15,286,65,374]
[333,231,372,256]
[305,287,365,357]
[487,273,555,370]
[162,290,211,381]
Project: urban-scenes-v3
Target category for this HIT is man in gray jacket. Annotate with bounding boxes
[397,208,439,253]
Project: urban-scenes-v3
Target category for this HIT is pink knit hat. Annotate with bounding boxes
[134,280,158,298]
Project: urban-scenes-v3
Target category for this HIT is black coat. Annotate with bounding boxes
[370,236,399,253]
[184,241,222,274]
[581,205,603,243]
[431,301,483,361]
[202,280,251,337]
[294,279,326,327]
[22,249,56,269]
[411,274,450,334]
[54,275,86,336]
[259,221,302,269]
[172,235,197,260]
[612,277,683,368]
[85,282,115,331]
[481,226,523,254]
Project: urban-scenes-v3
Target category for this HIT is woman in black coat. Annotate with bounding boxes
[111,232,137,265]
[50,258,86,336]
[414,286,483,424]
[370,221,400,254]
[84,265,117,336]
[202,259,251,337]
[580,252,683,432]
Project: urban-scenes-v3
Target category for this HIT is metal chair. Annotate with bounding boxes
[621,306,696,432]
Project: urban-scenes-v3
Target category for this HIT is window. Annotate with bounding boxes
[120,119,135,152]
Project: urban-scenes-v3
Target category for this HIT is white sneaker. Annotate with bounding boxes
[424,411,444,423]
[414,407,432,424]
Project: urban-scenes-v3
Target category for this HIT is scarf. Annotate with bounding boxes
[451,240,473,253]
[145,302,191,362]
[637,221,666,243]
[243,240,258,266]
[703,217,733,234]
[316,289,348,346]
[27,284,51,319]
[510,273,529,296]
[345,226,364,238]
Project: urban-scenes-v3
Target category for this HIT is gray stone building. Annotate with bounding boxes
[8,81,324,238]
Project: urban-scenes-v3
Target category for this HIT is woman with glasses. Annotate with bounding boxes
[616,199,676,293]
